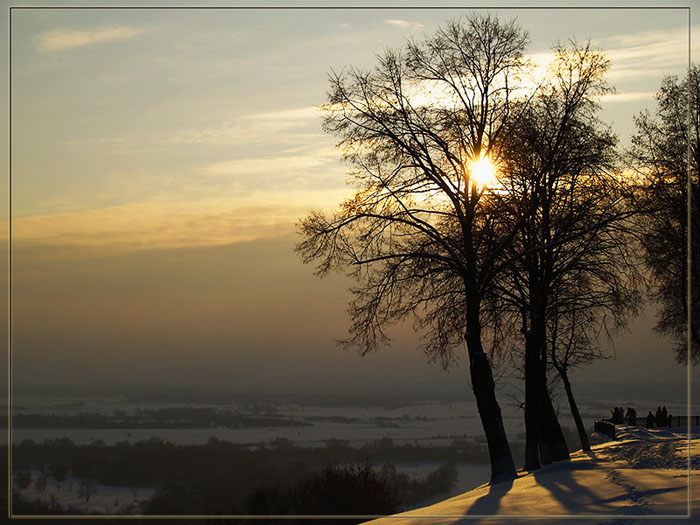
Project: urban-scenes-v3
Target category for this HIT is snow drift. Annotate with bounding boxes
[366,426,699,524]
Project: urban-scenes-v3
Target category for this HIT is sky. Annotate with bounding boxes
[5,1,700,401]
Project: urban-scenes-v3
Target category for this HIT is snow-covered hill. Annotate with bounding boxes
[366,426,699,524]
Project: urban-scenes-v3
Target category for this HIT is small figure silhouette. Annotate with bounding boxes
[646,411,656,428]
[655,406,663,427]
[611,407,623,424]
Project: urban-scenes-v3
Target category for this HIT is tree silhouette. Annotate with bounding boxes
[496,43,640,466]
[548,302,608,452]
[297,14,531,483]
[629,66,700,364]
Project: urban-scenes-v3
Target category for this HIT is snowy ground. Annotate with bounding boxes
[366,426,700,524]
[8,394,691,448]
[8,400,495,447]
[15,472,155,514]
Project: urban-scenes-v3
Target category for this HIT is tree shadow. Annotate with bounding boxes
[531,462,610,513]
[464,478,515,515]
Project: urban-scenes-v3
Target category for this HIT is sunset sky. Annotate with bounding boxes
[5,1,698,398]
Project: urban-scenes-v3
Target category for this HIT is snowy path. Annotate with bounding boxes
[365,426,699,524]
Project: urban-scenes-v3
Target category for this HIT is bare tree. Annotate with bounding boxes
[495,43,639,468]
[297,14,532,483]
[629,66,700,364]
[547,268,634,452]
[548,307,604,452]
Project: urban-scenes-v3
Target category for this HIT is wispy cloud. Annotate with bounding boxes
[167,106,321,146]
[526,26,692,97]
[601,91,656,103]
[604,27,690,50]
[65,136,125,146]
[193,148,345,201]
[37,26,149,52]
[604,27,694,81]
[11,190,349,255]
[166,107,343,197]
[200,151,338,178]
[386,19,425,30]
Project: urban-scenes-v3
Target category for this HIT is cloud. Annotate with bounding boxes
[193,148,346,200]
[601,91,656,103]
[11,190,350,255]
[167,106,321,146]
[37,26,149,52]
[525,27,692,96]
[524,26,695,88]
[65,136,125,146]
[386,19,425,30]
[604,27,695,81]
[200,151,339,178]
[604,27,689,49]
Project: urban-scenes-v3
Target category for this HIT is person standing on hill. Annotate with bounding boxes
[646,411,656,428]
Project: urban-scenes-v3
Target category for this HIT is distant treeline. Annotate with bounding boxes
[11,438,463,520]
[13,436,490,486]
[12,406,442,430]
[10,426,586,519]
[12,406,311,429]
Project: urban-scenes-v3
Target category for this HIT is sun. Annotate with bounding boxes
[470,155,496,187]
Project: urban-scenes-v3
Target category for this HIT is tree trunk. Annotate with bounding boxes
[468,346,518,483]
[559,366,591,452]
[465,318,517,484]
[541,383,570,461]
[525,315,569,468]
[525,315,553,468]
[535,364,554,465]
[539,342,569,462]
[523,332,541,471]
[461,224,516,484]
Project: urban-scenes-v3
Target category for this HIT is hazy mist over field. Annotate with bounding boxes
[8,235,692,399]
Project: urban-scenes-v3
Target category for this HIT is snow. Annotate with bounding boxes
[9,400,521,447]
[365,426,700,524]
[8,394,692,448]
[17,471,155,514]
